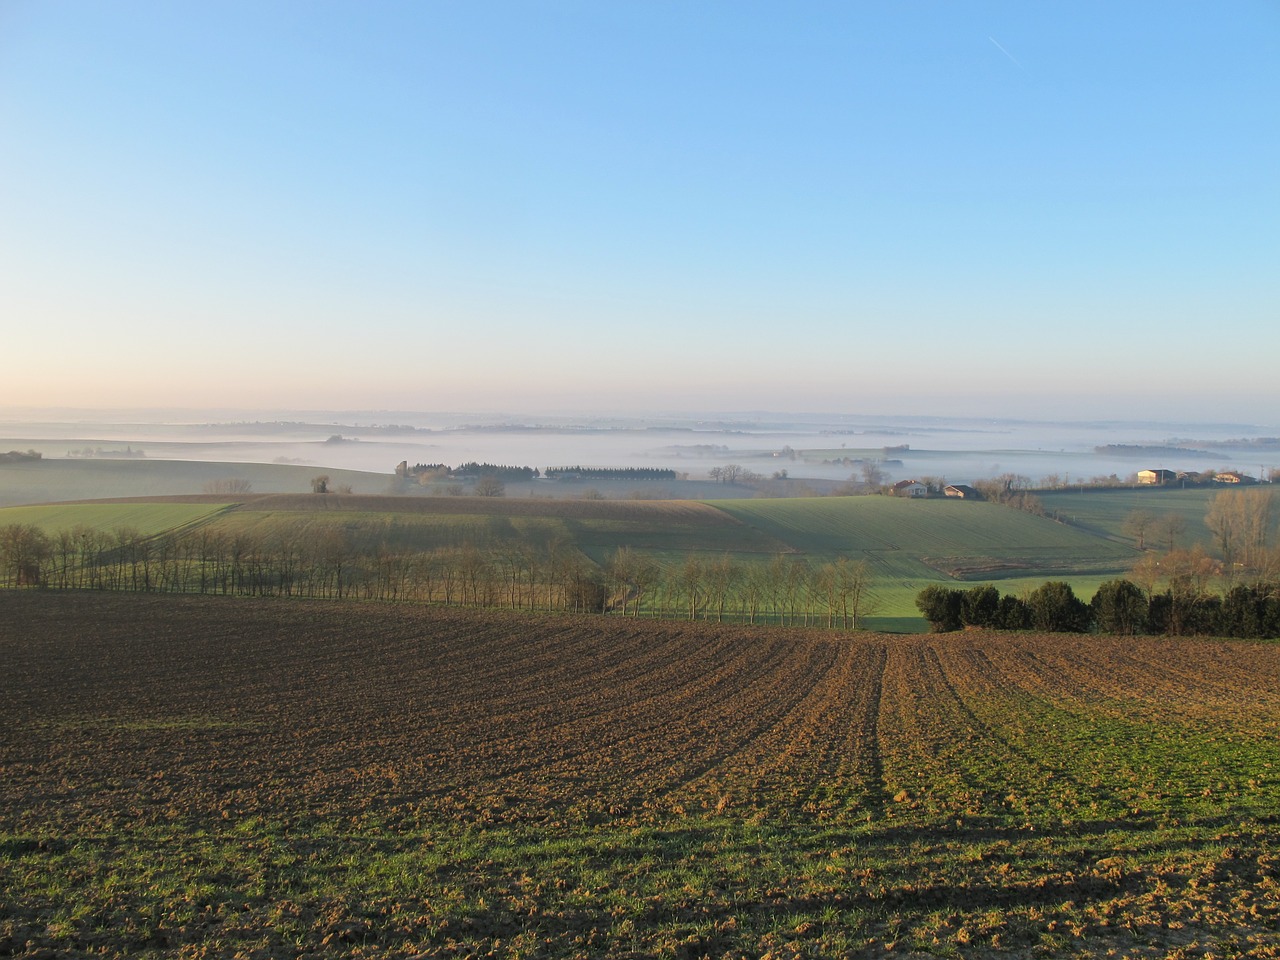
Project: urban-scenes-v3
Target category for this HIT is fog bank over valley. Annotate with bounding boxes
[3,410,1277,491]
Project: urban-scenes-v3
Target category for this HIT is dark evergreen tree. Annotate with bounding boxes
[1026,581,1091,633]
[1219,585,1264,638]
[1090,579,1149,635]
[995,593,1031,630]
[916,586,963,632]
[960,585,1000,628]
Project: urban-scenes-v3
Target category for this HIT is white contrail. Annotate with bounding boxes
[989,36,1023,69]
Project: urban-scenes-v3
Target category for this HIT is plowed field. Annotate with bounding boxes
[2,594,1279,958]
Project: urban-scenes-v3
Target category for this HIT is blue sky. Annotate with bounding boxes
[2,2,1277,419]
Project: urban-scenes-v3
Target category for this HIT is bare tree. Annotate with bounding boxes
[741,561,772,624]
[1123,510,1155,550]
[782,556,813,626]
[837,557,878,629]
[631,554,660,617]
[1153,512,1186,552]
[860,461,886,490]
[1206,489,1276,577]
[677,555,706,620]
[606,547,634,615]
[0,524,50,587]
[815,562,842,628]
[704,554,741,622]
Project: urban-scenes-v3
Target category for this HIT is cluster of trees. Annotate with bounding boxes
[916,575,1280,639]
[454,462,537,481]
[708,464,763,485]
[1125,490,1277,583]
[1202,488,1275,573]
[0,450,42,463]
[0,522,878,628]
[309,476,354,495]
[602,550,877,627]
[916,582,1091,634]
[397,462,539,482]
[543,467,677,481]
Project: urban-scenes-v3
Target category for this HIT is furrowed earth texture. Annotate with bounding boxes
[2,593,1279,958]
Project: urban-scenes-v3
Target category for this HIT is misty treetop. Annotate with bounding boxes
[397,462,539,482]
[543,467,677,481]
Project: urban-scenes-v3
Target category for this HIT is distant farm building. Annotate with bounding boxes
[1214,471,1256,484]
[944,484,980,499]
[892,480,928,498]
[1138,469,1176,485]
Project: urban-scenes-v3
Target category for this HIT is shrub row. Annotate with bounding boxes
[917,580,1280,638]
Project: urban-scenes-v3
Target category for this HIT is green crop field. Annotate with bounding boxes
[716,496,1139,580]
[184,494,779,559]
[0,501,235,537]
[1039,486,1222,549]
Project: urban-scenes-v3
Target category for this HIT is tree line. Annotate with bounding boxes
[916,576,1280,639]
[543,466,677,481]
[398,462,539,482]
[0,523,878,628]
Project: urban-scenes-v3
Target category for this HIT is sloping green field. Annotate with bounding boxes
[0,501,235,537]
[186,494,782,560]
[1,490,1152,628]
[714,496,1139,575]
[1038,486,1219,548]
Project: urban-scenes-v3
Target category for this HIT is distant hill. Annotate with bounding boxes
[0,458,390,507]
[1093,443,1209,457]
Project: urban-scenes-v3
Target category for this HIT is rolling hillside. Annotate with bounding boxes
[0,457,391,507]
[0,489,1154,628]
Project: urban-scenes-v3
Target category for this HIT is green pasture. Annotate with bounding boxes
[0,502,234,537]
[1038,485,1223,549]
[563,515,785,562]
[714,496,1138,569]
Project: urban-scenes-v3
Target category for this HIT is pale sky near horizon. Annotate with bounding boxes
[2,2,1277,421]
